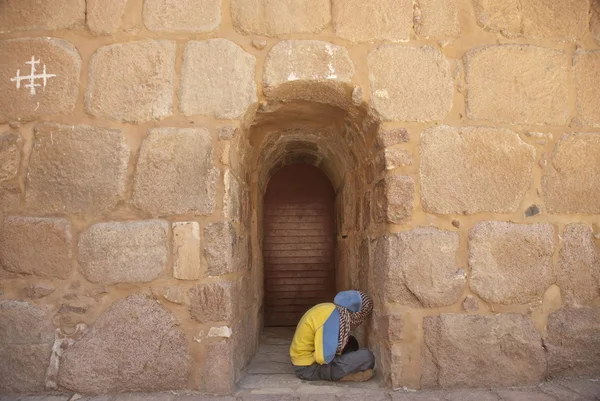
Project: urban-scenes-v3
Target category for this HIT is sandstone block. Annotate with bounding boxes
[180,39,256,119]
[87,0,127,35]
[546,308,600,378]
[575,51,600,126]
[473,0,521,37]
[172,222,202,281]
[332,0,412,42]
[143,0,221,32]
[86,40,176,123]
[231,0,329,36]
[368,46,453,122]
[25,123,129,214]
[0,300,54,393]
[0,217,71,279]
[377,128,409,148]
[78,221,167,285]
[420,126,535,214]
[0,38,81,122]
[422,314,545,388]
[58,295,190,393]
[469,221,555,304]
[414,0,460,38]
[542,133,600,214]
[384,175,414,224]
[133,127,218,216]
[224,170,241,222]
[0,132,21,181]
[0,0,84,32]
[521,0,588,40]
[263,40,354,98]
[204,222,238,277]
[189,281,235,322]
[0,184,19,213]
[384,148,412,170]
[466,45,568,124]
[203,340,235,393]
[377,228,464,307]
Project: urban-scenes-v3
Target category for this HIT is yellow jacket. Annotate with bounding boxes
[289,303,338,366]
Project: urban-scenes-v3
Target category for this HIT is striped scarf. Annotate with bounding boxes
[335,291,373,354]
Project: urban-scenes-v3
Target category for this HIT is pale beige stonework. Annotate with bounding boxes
[87,0,127,35]
[420,126,535,214]
[593,0,600,41]
[414,0,460,38]
[0,0,85,32]
[473,0,521,37]
[575,51,600,126]
[384,148,412,170]
[374,175,414,224]
[0,133,21,182]
[332,0,413,42]
[368,46,453,122]
[224,170,241,223]
[0,185,19,214]
[86,40,176,123]
[466,45,568,125]
[205,222,238,276]
[542,133,600,214]
[189,281,235,322]
[521,0,588,40]
[143,0,221,32]
[180,39,257,119]
[231,0,330,36]
[172,222,202,281]
[377,128,409,148]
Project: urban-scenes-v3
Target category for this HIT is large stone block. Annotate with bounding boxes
[86,40,176,123]
[143,0,221,32]
[422,314,546,388]
[466,45,568,125]
[205,222,238,277]
[133,127,218,216]
[203,340,235,393]
[384,175,414,224]
[469,222,555,304]
[0,0,85,32]
[0,300,54,393]
[542,133,600,214]
[521,0,588,40]
[58,295,190,393]
[375,228,464,307]
[172,222,202,281]
[332,0,412,42]
[575,51,600,126]
[420,126,535,214]
[368,46,453,122]
[0,38,81,122]
[473,0,521,37]
[0,132,21,181]
[87,0,127,35]
[180,39,256,119]
[224,170,241,223]
[231,0,329,36]
[0,217,71,279]
[25,123,129,214]
[78,221,168,285]
[189,281,235,322]
[546,308,600,378]
[414,0,460,38]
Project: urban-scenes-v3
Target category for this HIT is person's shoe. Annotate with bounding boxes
[339,368,375,382]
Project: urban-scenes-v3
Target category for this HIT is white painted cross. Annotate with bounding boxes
[10,56,56,95]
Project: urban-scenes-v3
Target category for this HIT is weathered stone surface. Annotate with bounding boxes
[462,295,479,312]
[469,222,555,304]
[495,391,555,401]
[377,128,409,148]
[546,308,600,378]
[420,126,535,214]
[521,0,588,40]
[369,46,453,122]
[422,314,545,388]
[593,0,600,41]
[384,148,412,170]
[86,40,176,123]
[0,300,54,393]
[332,0,412,42]
[78,221,167,285]
[160,286,187,305]
[143,0,221,32]
[0,217,71,279]
[377,228,464,307]
[189,281,235,322]
[473,0,521,36]
[0,38,81,122]
[231,0,329,36]
[0,184,19,213]
[180,39,256,119]
[59,295,190,393]
[87,0,127,35]
[466,45,568,124]
[542,133,600,214]
[25,123,129,214]
[203,340,235,393]
[204,222,238,276]
[0,132,21,181]
[414,0,460,38]
[224,170,241,222]
[575,51,600,126]
[384,175,414,224]
[133,127,218,216]
[172,222,202,281]
[379,312,403,342]
[557,224,600,305]
[25,284,56,299]
[0,0,85,32]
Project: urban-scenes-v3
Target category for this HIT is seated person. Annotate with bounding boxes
[289,290,375,382]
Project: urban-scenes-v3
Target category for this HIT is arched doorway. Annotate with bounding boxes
[263,163,336,327]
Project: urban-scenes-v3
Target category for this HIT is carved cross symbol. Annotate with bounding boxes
[10,56,56,95]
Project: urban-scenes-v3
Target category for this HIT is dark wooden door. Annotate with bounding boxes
[263,163,336,327]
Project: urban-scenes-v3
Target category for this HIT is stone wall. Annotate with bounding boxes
[1,0,599,395]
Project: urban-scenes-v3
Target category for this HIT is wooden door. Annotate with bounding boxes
[263,164,336,327]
